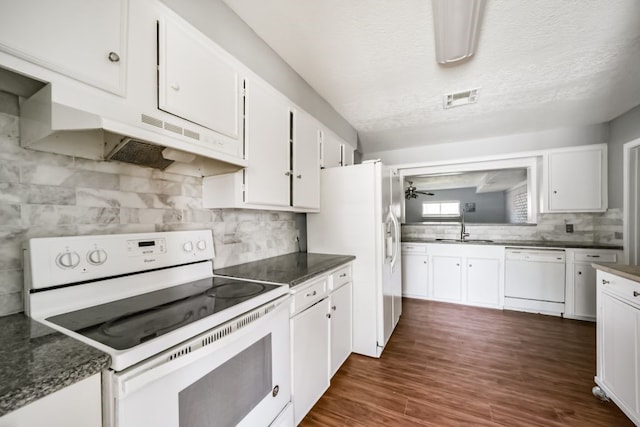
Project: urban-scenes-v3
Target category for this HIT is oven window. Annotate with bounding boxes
[178,334,272,427]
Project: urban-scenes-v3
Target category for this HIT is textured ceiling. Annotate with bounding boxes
[411,169,527,193]
[222,0,640,154]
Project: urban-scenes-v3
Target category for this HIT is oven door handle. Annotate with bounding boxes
[113,296,289,398]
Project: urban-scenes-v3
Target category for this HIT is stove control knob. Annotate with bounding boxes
[183,241,194,252]
[56,251,81,269]
[87,249,108,265]
[196,240,207,251]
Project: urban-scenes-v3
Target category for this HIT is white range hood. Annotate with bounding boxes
[18,83,245,177]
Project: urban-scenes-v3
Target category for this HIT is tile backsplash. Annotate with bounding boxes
[402,209,624,244]
[0,112,301,316]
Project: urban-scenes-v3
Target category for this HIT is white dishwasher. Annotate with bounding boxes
[504,248,566,316]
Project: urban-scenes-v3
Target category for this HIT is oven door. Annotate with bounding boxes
[104,296,291,427]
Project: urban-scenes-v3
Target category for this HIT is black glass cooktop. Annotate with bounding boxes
[47,277,282,350]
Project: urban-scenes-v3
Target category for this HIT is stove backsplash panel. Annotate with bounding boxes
[0,112,301,316]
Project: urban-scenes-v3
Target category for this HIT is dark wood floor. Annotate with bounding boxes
[301,298,633,426]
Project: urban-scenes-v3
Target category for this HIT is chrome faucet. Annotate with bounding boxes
[460,209,470,241]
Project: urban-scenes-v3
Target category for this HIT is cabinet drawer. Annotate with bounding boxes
[330,265,352,290]
[575,252,617,263]
[401,243,427,253]
[599,271,640,306]
[291,277,327,315]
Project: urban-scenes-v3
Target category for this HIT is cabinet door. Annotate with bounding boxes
[244,79,291,207]
[291,298,330,425]
[343,143,355,166]
[292,110,321,209]
[548,148,604,211]
[466,257,500,306]
[0,0,127,94]
[401,254,428,297]
[574,263,597,318]
[322,132,343,169]
[330,283,352,378]
[600,291,638,414]
[431,255,463,302]
[158,15,241,139]
[0,374,101,427]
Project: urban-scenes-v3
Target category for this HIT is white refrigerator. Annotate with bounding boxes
[307,160,402,358]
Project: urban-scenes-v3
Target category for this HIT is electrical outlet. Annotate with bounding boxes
[565,224,574,233]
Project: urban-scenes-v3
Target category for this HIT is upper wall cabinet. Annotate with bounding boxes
[321,131,355,168]
[158,14,241,141]
[292,109,321,210]
[541,144,607,213]
[243,78,291,207]
[0,0,128,95]
[203,78,321,212]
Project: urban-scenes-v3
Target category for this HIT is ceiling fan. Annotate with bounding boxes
[405,181,434,200]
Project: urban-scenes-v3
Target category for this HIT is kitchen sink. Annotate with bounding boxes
[435,238,494,243]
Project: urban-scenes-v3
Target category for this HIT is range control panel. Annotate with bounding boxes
[26,230,214,290]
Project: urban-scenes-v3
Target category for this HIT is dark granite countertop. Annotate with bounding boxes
[592,263,640,282]
[0,313,110,417]
[401,238,623,250]
[214,252,355,287]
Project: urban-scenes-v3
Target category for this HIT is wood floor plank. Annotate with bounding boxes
[300,299,634,426]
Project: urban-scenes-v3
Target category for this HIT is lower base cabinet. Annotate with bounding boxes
[291,297,330,425]
[0,374,101,427]
[595,269,640,426]
[330,282,352,377]
[290,263,353,425]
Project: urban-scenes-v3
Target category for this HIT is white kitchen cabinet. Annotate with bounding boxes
[0,374,101,427]
[401,244,429,298]
[431,255,463,302]
[565,249,620,321]
[243,78,291,207]
[0,0,127,95]
[343,143,356,166]
[407,243,505,308]
[203,79,321,212]
[321,131,344,169]
[158,13,242,142]
[466,257,501,307]
[595,269,640,425]
[291,296,330,425]
[329,281,352,377]
[542,144,607,212]
[292,109,321,210]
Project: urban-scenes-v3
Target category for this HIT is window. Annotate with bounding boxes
[422,201,461,218]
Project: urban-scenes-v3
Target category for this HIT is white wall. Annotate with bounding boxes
[159,0,357,147]
[608,105,640,209]
[363,124,609,166]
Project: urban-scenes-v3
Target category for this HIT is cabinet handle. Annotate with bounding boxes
[578,271,582,275]
[553,190,558,194]
[296,174,302,179]
[456,263,460,267]
[339,273,347,278]
[108,51,120,62]
[332,305,337,311]
[602,279,610,285]
[586,255,600,258]
[306,290,317,297]
[469,264,472,268]
[634,291,640,298]
[285,171,292,176]
[423,261,427,264]
[326,313,331,319]
[170,82,180,91]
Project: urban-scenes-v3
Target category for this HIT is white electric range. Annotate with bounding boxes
[23,230,293,427]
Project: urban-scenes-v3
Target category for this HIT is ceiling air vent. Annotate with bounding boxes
[443,88,480,109]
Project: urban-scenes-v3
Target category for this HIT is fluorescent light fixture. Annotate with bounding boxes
[432,0,486,64]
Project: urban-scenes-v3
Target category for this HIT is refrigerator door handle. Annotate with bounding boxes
[389,211,400,272]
